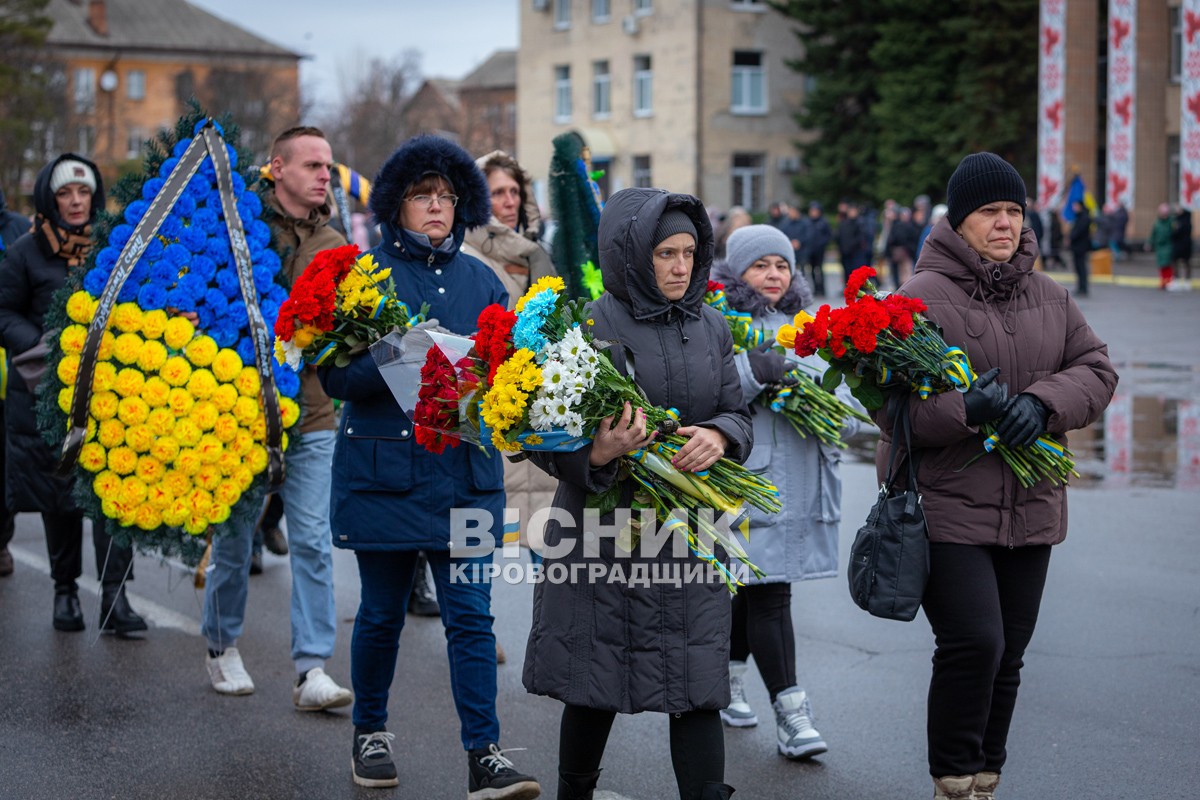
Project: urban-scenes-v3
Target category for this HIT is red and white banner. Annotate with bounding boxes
[1037,0,1066,208]
[1178,400,1200,490]
[1181,0,1200,205]
[1103,392,1132,487]
[1106,0,1136,208]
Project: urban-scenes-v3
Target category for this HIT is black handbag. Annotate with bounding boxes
[847,394,929,622]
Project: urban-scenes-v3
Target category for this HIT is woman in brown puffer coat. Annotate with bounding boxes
[877,153,1118,800]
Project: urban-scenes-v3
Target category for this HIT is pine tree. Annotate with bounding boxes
[0,0,58,192]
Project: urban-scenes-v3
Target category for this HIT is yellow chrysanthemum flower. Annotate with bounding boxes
[196,434,223,465]
[186,368,217,400]
[194,464,222,492]
[174,418,202,447]
[91,361,117,393]
[140,375,171,408]
[113,332,144,366]
[249,417,267,441]
[93,470,122,499]
[174,448,202,476]
[210,349,243,383]
[107,446,138,476]
[162,499,190,527]
[79,442,108,473]
[212,413,239,444]
[230,430,254,457]
[111,302,144,334]
[97,330,116,361]
[292,325,322,349]
[208,503,231,525]
[210,384,238,413]
[90,391,120,422]
[228,466,251,492]
[135,455,164,485]
[113,367,146,398]
[134,504,162,531]
[232,395,260,425]
[162,469,190,499]
[184,336,218,367]
[145,407,174,437]
[234,366,260,397]
[145,482,172,510]
[56,354,80,386]
[279,397,300,428]
[163,316,195,350]
[58,387,74,413]
[121,476,148,506]
[183,514,209,536]
[66,291,98,324]
[97,418,125,449]
[124,424,154,454]
[167,386,195,416]
[216,450,241,476]
[187,487,213,516]
[515,276,566,311]
[214,480,242,508]
[190,401,218,432]
[116,396,150,426]
[491,429,522,452]
[281,431,289,452]
[150,435,180,463]
[247,445,268,473]
[59,324,87,356]
[136,340,169,373]
[160,356,193,387]
[141,309,169,340]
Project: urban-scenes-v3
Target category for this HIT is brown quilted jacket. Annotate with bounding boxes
[875,217,1118,547]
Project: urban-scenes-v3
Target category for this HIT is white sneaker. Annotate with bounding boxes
[773,687,827,759]
[206,647,255,695]
[720,660,759,727]
[293,667,352,711]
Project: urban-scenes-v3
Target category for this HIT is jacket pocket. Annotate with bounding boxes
[337,414,414,492]
[742,443,773,474]
[468,445,504,491]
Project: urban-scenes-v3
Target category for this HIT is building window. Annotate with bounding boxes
[77,125,95,155]
[729,0,764,7]
[633,54,653,116]
[633,155,652,188]
[593,60,611,118]
[126,126,146,159]
[593,0,610,22]
[127,69,146,100]
[555,65,572,122]
[633,0,652,15]
[1170,6,1182,84]
[731,153,765,210]
[554,0,571,29]
[731,51,766,114]
[73,68,95,114]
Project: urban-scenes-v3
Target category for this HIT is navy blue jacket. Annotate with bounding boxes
[319,136,508,551]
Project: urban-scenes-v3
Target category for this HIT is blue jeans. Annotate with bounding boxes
[351,548,499,750]
[201,430,338,672]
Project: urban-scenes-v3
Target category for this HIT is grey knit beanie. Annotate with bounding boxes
[725,224,795,276]
[653,209,697,246]
[945,152,1027,229]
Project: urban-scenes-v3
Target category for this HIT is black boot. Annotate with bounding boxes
[557,768,601,800]
[100,584,147,637]
[407,553,440,617]
[53,590,85,632]
[698,782,735,800]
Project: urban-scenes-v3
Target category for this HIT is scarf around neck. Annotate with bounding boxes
[37,214,92,267]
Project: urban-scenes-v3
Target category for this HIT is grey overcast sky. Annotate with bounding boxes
[188,0,518,117]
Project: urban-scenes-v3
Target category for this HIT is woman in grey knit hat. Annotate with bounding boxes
[710,224,866,761]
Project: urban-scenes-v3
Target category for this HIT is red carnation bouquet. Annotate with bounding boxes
[781,266,1076,486]
[274,244,425,370]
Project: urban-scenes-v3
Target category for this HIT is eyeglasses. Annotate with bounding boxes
[406,194,459,208]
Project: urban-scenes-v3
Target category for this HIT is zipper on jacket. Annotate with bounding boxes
[427,251,436,267]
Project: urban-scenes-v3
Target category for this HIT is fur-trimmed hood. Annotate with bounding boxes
[369,135,490,243]
[710,257,811,316]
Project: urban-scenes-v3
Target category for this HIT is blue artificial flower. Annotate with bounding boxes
[238,192,261,220]
[260,298,280,325]
[231,172,245,195]
[227,299,246,323]
[171,192,197,220]
[225,144,238,169]
[160,242,190,272]
[235,336,256,365]
[109,224,134,249]
[216,269,242,300]
[83,268,108,296]
[272,362,300,397]
[159,216,183,242]
[142,237,164,263]
[265,283,288,308]
[127,259,150,286]
[179,223,206,254]
[191,207,218,233]
[196,304,215,329]
[178,271,207,302]
[142,177,165,201]
[203,288,229,315]
[117,280,139,303]
[149,261,178,287]
[172,138,191,158]
[137,283,168,311]
[210,318,239,348]
[185,175,209,204]
[165,287,195,312]
[246,219,271,249]
[189,254,216,282]
[252,263,274,294]
[257,248,282,278]
[199,161,216,183]
[158,157,179,178]
[95,247,118,272]
[512,290,556,354]
[203,233,230,264]
[124,200,149,226]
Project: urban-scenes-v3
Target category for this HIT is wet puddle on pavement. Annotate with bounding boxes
[846,361,1200,491]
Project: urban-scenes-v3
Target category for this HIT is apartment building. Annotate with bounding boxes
[517,0,809,214]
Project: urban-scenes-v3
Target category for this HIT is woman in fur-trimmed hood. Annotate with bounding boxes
[319,135,541,792]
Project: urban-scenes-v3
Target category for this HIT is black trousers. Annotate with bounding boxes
[922,543,1051,777]
[559,704,724,799]
[43,511,134,593]
[806,255,826,296]
[729,582,796,701]
[1072,249,1090,294]
[0,401,11,551]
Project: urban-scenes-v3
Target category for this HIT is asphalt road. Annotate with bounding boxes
[1,276,1198,799]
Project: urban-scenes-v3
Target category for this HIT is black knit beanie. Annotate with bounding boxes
[945,152,1027,229]
[653,209,697,246]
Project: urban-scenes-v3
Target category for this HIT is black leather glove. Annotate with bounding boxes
[747,343,788,385]
[962,367,1010,427]
[996,393,1049,448]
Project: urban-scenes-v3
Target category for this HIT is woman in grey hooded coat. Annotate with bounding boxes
[522,188,751,800]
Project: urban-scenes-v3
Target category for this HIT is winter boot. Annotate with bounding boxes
[407,552,440,617]
[720,660,758,727]
[557,768,601,800]
[974,771,1000,800]
[53,590,85,632]
[932,775,975,799]
[100,584,148,636]
[698,781,735,799]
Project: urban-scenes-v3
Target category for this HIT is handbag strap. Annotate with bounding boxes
[881,393,923,515]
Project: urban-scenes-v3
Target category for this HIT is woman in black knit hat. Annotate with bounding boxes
[877,152,1117,799]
